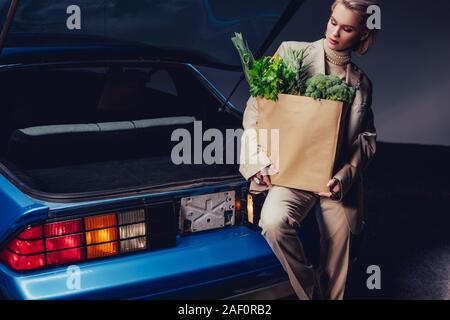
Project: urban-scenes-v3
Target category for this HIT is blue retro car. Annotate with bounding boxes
[0,0,307,299]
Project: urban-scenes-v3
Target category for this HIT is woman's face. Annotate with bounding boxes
[325,3,368,51]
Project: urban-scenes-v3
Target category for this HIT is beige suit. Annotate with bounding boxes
[239,38,377,299]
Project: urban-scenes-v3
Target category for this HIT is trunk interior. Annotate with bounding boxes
[0,62,242,198]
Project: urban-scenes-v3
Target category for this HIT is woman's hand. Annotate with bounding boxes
[314,178,341,200]
[251,164,278,187]
[252,169,272,188]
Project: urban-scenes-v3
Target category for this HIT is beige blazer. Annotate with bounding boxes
[239,38,377,234]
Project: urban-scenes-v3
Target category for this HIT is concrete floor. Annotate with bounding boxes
[345,200,450,299]
[345,142,450,299]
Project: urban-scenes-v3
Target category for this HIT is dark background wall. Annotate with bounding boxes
[199,0,450,146]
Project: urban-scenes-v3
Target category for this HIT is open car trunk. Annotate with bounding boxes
[0,1,307,200]
[0,62,242,199]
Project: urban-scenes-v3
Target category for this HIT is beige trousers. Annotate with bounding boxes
[258,185,351,300]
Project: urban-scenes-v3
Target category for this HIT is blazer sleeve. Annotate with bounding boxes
[239,42,287,180]
[332,79,377,201]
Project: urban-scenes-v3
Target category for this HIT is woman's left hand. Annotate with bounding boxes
[314,178,341,199]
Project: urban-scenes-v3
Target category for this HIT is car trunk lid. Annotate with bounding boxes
[0,0,304,69]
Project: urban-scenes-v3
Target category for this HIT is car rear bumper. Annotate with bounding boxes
[0,226,289,300]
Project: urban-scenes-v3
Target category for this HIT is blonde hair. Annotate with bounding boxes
[331,0,379,55]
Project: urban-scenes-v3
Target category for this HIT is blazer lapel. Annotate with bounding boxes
[306,38,326,76]
[346,63,362,91]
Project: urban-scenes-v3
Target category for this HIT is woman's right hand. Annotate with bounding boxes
[252,169,272,188]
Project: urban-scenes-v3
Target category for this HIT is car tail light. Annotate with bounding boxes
[0,209,150,271]
[246,194,254,224]
[87,242,119,259]
[44,219,82,237]
[245,192,265,228]
[47,248,84,266]
[8,238,44,255]
[85,214,116,231]
[118,209,147,253]
[0,250,45,271]
[45,234,84,252]
[120,237,146,253]
[0,189,244,272]
[19,225,43,239]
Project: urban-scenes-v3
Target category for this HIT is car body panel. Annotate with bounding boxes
[0,175,49,245]
[0,226,287,300]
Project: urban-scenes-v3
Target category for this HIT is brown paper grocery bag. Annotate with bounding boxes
[256,93,345,193]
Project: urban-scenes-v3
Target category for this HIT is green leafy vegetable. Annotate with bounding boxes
[231,32,355,103]
[231,32,310,101]
[247,55,296,101]
[230,32,255,86]
[304,74,355,103]
[282,46,312,96]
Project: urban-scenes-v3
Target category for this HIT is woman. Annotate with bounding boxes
[239,0,379,300]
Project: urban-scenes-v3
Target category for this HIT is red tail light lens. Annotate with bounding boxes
[0,251,45,271]
[8,238,44,255]
[0,209,149,271]
[47,248,84,266]
[0,225,46,271]
[44,219,82,237]
[45,234,84,252]
[19,225,43,240]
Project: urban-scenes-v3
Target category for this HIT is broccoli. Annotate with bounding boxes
[304,74,355,103]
